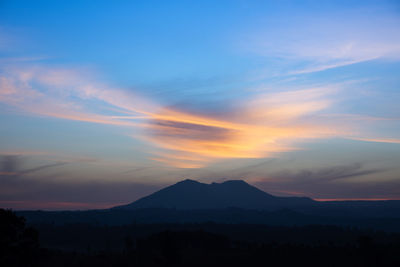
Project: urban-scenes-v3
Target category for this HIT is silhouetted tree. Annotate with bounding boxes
[0,209,39,266]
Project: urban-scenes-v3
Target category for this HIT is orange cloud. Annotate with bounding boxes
[140,88,342,168]
[348,137,400,144]
[1,65,398,168]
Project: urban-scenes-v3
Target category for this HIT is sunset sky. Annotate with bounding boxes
[1,0,400,210]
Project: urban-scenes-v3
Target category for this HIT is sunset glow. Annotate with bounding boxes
[1,0,399,209]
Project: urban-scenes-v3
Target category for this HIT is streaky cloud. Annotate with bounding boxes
[349,137,400,144]
[242,8,400,76]
[1,64,398,168]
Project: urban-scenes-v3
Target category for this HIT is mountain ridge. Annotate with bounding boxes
[114,179,315,210]
[16,179,400,230]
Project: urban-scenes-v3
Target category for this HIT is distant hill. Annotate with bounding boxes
[15,179,400,232]
[114,179,315,210]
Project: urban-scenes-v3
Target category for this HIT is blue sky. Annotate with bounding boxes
[0,0,400,209]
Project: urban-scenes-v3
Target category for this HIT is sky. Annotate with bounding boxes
[0,0,400,210]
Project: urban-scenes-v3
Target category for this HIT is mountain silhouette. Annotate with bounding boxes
[114,179,315,210]
[16,179,400,231]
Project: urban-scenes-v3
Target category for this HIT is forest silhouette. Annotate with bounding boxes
[2,209,400,267]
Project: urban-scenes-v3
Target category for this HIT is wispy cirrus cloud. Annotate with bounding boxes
[249,163,398,200]
[252,163,383,185]
[348,137,400,144]
[242,8,400,76]
[0,154,161,210]
[0,154,66,177]
[0,66,154,126]
[1,64,398,168]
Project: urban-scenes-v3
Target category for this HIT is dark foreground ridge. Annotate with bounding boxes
[2,209,400,267]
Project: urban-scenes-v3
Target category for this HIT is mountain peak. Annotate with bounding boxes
[114,178,315,210]
[178,179,249,186]
[220,179,249,185]
[177,179,201,184]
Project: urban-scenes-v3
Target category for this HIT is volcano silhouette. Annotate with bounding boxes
[115,179,315,210]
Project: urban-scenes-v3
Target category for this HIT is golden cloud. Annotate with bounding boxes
[1,65,398,168]
[139,88,340,167]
